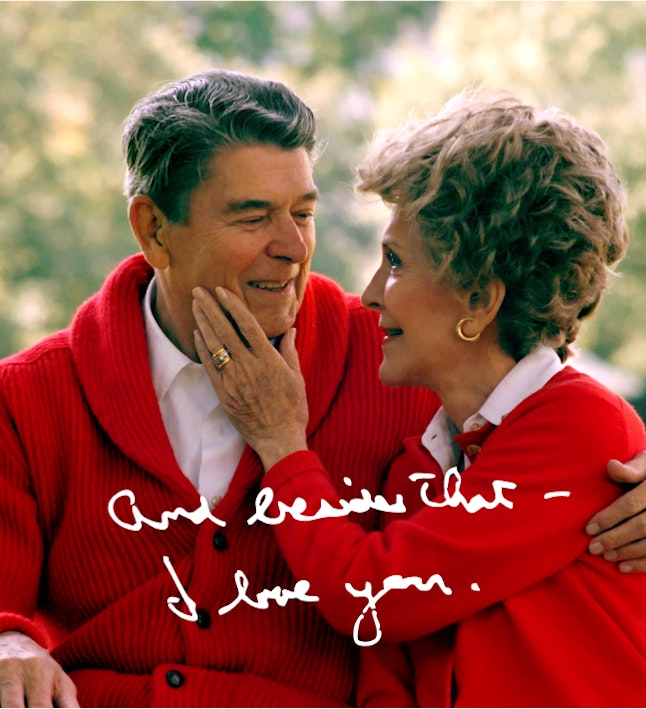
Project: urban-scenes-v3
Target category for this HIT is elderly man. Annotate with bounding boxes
[0,69,644,708]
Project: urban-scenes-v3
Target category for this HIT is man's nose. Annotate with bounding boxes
[266,216,310,263]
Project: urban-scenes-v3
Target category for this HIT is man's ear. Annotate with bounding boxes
[128,195,170,270]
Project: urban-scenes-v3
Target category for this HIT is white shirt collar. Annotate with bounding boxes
[143,276,202,401]
[421,344,563,471]
[142,276,245,504]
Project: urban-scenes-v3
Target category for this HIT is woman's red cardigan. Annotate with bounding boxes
[0,254,437,707]
[263,368,646,707]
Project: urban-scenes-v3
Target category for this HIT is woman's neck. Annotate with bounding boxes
[440,346,517,431]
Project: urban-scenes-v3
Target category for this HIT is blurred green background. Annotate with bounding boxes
[1,1,645,411]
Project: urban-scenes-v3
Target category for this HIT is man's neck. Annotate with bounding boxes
[150,279,199,362]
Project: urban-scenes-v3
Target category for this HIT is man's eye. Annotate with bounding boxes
[294,212,314,225]
[240,215,266,225]
[385,250,401,268]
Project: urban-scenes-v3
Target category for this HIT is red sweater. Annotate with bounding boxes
[263,368,646,707]
[0,254,437,708]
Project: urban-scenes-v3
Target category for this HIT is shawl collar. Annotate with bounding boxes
[70,255,350,509]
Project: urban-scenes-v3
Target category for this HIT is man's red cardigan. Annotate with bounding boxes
[0,254,437,707]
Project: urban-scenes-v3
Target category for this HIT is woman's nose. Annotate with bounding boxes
[361,266,385,311]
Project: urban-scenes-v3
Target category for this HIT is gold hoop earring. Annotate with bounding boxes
[456,318,481,343]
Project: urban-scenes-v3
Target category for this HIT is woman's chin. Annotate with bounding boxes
[378,362,407,388]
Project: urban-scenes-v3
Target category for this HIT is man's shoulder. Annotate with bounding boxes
[0,330,76,410]
[0,254,149,385]
[344,290,374,318]
[306,272,378,330]
[0,329,72,372]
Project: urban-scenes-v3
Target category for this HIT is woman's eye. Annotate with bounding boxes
[385,250,401,268]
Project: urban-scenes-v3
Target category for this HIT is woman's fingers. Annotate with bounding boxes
[192,286,275,359]
[279,328,299,371]
[192,288,245,359]
[214,287,267,346]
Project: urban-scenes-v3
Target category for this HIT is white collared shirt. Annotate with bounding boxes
[421,345,563,472]
[143,278,245,505]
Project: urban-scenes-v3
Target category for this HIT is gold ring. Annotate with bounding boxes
[210,347,232,371]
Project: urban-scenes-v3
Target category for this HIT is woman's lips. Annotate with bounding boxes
[382,328,403,344]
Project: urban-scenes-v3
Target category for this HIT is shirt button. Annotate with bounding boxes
[166,669,185,688]
[212,531,228,552]
[466,444,481,457]
[196,609,212,629]
[211,495,222,507]
[469,422,481,431]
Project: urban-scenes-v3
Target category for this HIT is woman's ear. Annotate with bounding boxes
[468,278,506,331]
[128,195,170,270]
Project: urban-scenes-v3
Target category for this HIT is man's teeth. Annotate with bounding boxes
[252,281,287,291]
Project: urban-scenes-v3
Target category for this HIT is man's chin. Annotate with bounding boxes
[257,319,295,342]
[252,308,299,342]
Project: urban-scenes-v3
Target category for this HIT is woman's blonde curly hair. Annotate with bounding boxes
[357,89,628,361]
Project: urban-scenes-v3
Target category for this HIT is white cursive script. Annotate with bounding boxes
[410,467,516,513]
[218,569,319,615]
[108,489,226,531]
[346,574,454,647]
[107,470,567,645]
[247,485,405,526]
[163,555,198,622]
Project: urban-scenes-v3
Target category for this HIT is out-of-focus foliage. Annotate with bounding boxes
[1,1,645,388]
[0,1,200,350]
[0,0,439,352]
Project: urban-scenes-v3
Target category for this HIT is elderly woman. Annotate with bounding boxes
[192,91,646,706]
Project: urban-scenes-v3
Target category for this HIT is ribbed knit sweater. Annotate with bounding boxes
[0,254,438,708]
[262,368,646,707]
